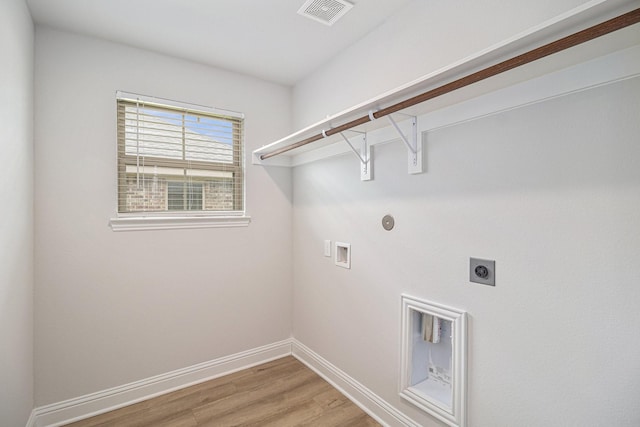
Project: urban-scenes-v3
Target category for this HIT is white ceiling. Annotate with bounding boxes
[26,0,413,86]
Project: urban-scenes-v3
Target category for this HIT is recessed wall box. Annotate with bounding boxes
[400,294,467,427]
[335,242,351,269]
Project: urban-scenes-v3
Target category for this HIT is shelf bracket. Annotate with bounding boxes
[339,131,371,181]
[387,114,422,174]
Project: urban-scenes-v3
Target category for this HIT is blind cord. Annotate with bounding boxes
[135,98,140,189]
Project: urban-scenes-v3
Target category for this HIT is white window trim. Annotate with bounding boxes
[109,214,250,232]
[113,91,247,231]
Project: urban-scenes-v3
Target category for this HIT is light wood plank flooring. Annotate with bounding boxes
[64,356,381,427]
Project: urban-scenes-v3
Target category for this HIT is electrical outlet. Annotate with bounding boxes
[470,258,495,286]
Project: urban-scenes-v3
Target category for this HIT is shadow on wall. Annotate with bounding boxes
[292,77,640,208]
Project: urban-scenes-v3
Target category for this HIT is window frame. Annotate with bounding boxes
[109,91,250,231]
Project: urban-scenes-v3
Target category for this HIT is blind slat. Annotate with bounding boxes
[117,97,244,214]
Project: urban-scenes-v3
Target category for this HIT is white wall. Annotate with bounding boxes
[292,76,640,425]
[0,0,34,425]
[292,0,610,128]
[291,4,640,422]
[34,27,293,406]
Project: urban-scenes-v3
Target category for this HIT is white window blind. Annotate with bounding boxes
[116,93,244,215]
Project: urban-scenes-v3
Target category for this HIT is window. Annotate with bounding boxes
[116,92,244,218]
[167,181,203,211]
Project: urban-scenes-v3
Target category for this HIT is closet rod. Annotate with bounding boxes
[260,7,640,161]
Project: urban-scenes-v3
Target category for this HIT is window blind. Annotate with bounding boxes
[116,94,244,215]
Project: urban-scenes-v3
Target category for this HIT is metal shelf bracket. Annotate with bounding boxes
[339,130,371,181]
[387,114,423,174]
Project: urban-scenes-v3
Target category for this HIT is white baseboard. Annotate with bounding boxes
[291,339,419,427]
[28,339,292,427]
[27,338,417,427]
[25,411,37,427]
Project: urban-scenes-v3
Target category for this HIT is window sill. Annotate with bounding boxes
[109,215,251,232]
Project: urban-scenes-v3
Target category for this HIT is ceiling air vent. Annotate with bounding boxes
[297,0,354,26]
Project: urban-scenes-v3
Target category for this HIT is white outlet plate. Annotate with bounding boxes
[324,240,331,257]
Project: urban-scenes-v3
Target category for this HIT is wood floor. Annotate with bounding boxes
[64,356,381,427]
